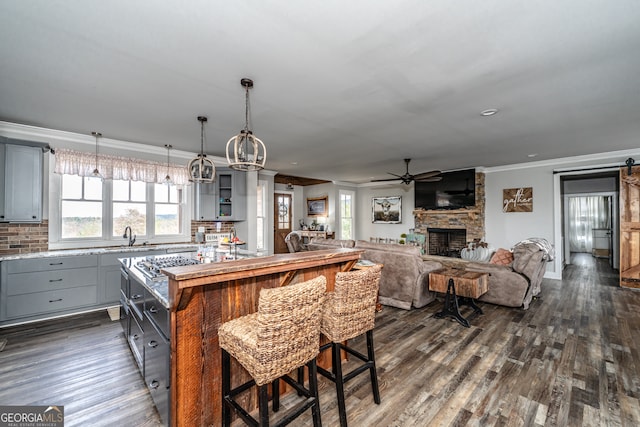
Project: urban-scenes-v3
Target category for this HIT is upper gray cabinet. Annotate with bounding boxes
[194,168,246,221]
[0,142,43,223]
[216,169,246,221]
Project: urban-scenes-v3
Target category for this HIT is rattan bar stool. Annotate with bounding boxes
[317,265,382,427]
[219,276,327,427]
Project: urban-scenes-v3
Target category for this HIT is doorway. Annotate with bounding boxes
[561,172,619,270]
[273,193,292,254]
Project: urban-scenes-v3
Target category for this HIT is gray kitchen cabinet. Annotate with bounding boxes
[98,249,166,305]
[216,169,246,221]
[194,182,216,220]
[120,262,171,425]
[0,142,43,222]
[194,168,246,221]
[0,255,98,323]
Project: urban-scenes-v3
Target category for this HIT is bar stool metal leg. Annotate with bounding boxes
[366,330,381,404]
[332,342,348,427]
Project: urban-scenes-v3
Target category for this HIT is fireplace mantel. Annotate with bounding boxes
[413,172,486,243]
[413,208,480,220]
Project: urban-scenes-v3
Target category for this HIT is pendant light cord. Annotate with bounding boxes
[201,119,206,155]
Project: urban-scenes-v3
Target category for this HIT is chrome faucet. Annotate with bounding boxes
[123,226,136,246]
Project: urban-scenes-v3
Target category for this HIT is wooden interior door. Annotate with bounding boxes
[274,193,292,254]
[620,165,640,288]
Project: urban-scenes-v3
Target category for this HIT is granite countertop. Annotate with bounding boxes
[0,243,200,262]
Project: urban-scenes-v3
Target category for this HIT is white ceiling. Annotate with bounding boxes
[1,1,640,183]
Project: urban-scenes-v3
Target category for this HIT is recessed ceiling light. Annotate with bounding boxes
[527,153,538,158]
[480,108,499,117]
[290,161,298,165]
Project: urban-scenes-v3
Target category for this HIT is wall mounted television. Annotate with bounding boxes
[414,168,476,210]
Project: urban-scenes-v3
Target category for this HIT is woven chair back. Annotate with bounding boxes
[321,265,382,342]
[253,275,327,384]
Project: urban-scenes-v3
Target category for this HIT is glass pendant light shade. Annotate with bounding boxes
[188,116,215,183]
[162,144,173,185]
[226,78,266,171]
[90,131,104,181]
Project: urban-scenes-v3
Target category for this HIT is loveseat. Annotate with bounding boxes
[307,238,443,310]
[422,242,548,309]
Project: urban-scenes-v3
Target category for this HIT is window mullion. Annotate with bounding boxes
[104,179,113,241]
[147,182,154,238]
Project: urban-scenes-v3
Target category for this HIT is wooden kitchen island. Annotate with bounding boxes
[162,248,363,426]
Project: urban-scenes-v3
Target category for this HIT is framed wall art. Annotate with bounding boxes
[372,196,402,224]
[503,187,533,212]
[306,196,328,216]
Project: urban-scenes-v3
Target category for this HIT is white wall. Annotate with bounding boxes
[483,149,640,280]
[356,183,415,241]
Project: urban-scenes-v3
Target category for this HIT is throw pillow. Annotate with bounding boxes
[490,248,514,265]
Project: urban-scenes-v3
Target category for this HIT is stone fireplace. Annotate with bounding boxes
[427,228,466,257]
[413,172,485,257]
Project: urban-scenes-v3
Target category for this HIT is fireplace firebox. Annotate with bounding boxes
[427,228,467,257]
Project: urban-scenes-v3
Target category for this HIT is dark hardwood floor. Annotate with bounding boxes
[1,253,639,426]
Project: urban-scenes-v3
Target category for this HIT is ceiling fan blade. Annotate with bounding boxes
[370,177,402,182]
[412,170,442,180]
[415,176,442,182]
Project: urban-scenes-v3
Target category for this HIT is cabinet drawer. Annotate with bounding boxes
[6,285,97,319]
[145,302,169,340]
[7,267,97,296]
[6,255,98,274]
[144,317,170,425]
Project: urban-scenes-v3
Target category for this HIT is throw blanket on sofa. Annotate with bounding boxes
[513,238,554,261]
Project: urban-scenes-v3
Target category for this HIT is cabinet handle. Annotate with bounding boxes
[32,216,36,219]
[148,340,158,348]
[49,262,64,266]
[49,278,63,282]
[148,306,158,314]
[132,334,140,341]
[149,380,160,389]
[49,298,63,303]
[132,294,142,300]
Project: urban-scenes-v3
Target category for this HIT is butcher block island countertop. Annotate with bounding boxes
[160,248,363,427]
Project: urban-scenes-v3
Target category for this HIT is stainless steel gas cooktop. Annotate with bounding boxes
[134,255,200,281]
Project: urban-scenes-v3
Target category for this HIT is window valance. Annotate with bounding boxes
[54,148,191,185]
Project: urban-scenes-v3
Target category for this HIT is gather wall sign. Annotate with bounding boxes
[503,187,533,213]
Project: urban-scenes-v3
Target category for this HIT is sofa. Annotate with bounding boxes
[422,242,548,309]
[307,238,443,310]
[309,238,549,310]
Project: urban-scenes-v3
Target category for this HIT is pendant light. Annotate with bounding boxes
[226,78,266,171]
[163,144,173,185]
[188,116,215,183]
[90,131,103,180]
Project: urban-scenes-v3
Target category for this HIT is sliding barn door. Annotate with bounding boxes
[620,165,640,288]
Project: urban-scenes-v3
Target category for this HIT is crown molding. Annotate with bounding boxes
[0,120,229,164]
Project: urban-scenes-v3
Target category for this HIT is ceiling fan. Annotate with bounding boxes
[371,158,442,185]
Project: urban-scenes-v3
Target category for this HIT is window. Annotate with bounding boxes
[256,180,267,251]
[113,180,147,237]
[61,175,103,238]
[155,183,182,235]
[56,174,186,244]
[340,190,354,240]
